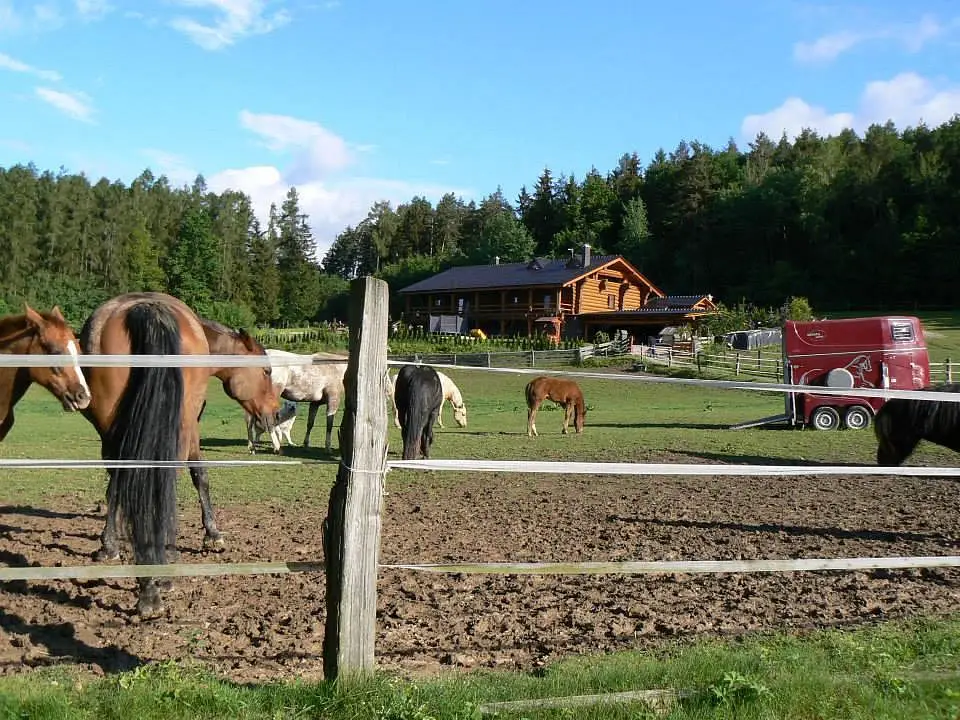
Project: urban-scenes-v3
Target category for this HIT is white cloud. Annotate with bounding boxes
[169,0,290,50]
[741,72,960,141]
[0,0,64,33]
[239,110,353,182]
[0,51,61,80]
[206,111,473,258]
[793,30,863,64]
[794,13,952,64]
[35,86,95,123]
[75,0,111,20]
[0,0,21,31]
[31,2,62,29]
[141,148,199,187]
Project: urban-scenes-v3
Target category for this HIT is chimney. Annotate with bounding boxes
[581,243,591,267]
[494,255,500,265]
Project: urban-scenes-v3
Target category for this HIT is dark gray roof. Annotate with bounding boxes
[398,255,620,294]
[643,295,713,309]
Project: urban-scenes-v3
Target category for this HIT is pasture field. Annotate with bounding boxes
[2,366,960,718]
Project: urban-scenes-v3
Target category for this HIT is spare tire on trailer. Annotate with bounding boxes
[824,368,855,388]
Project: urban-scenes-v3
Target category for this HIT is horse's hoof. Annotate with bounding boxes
[137,596,164,618]
[203,535,226,552]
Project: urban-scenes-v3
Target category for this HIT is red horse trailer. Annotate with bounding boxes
[731,316,930,431]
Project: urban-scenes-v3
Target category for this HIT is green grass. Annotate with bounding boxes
[3,366,957,507]
[2,363,960,718]
[2,618,959,718]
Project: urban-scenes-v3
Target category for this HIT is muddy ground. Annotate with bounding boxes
[2,466,960,682]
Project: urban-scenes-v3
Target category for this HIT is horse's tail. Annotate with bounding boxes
[525,379,538,409]
[106,302,183,567]
[402,394,429,461]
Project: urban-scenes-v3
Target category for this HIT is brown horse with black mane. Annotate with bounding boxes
[78,292,219,616]
[86,312,281,583]
[525,375,586,437]
[0,304,92,441]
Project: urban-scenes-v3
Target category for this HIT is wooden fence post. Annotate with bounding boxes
[948,358,953,383]
[323,276,389,681]
[735,353,741,376]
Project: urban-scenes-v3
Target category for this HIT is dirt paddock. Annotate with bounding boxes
[2,468,960,682]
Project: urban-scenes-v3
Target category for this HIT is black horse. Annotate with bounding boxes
[875,383,960,465]
[394,364,443,460]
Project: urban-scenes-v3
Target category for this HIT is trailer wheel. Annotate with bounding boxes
[843,405,872,431]
[810,406,841,431]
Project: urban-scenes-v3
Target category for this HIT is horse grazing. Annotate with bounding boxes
[266,349,347,451]
[79,292,213,616]
[1,305,91,441]
[394,364,443,460]
[875,383,960,465]
[525,375,586,437]
[247,400,298,453]
[200,318,280,435]
[389,369,467,430]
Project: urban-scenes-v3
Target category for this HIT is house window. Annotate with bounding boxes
[434,298,443,307]
[457,298,465,313]
[544,295,551,308]
[607,295,616,309]
[513,296,519,304]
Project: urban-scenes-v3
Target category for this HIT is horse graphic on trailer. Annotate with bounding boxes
[732,316,930,432]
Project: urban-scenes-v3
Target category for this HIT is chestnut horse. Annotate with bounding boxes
[78,292,215,616]
[1,304,92,440]
[525,375,586,437]
[200,318,280,433]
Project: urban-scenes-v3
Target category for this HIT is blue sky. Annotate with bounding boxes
[2,0,960,256]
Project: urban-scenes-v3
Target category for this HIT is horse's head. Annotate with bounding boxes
[453,402,468,428]
[22,304,92,412]
[221,331,280,431]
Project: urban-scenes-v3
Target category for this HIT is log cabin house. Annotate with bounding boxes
[398,244,718,342]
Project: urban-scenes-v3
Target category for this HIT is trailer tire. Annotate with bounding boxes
[810,406,841,431]
[843,405,872,431]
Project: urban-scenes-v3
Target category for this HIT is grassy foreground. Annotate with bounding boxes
[2,618,960,719]
[1,362,960,718]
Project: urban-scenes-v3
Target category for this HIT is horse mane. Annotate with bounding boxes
[0,310,67,345]
[0,314,29,342]
[199,317,236,336]
[200,317,263,353]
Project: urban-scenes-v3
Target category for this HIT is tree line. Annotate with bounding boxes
[328,116,960,314]
[0,168,346,328]
[2,115,959,328]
